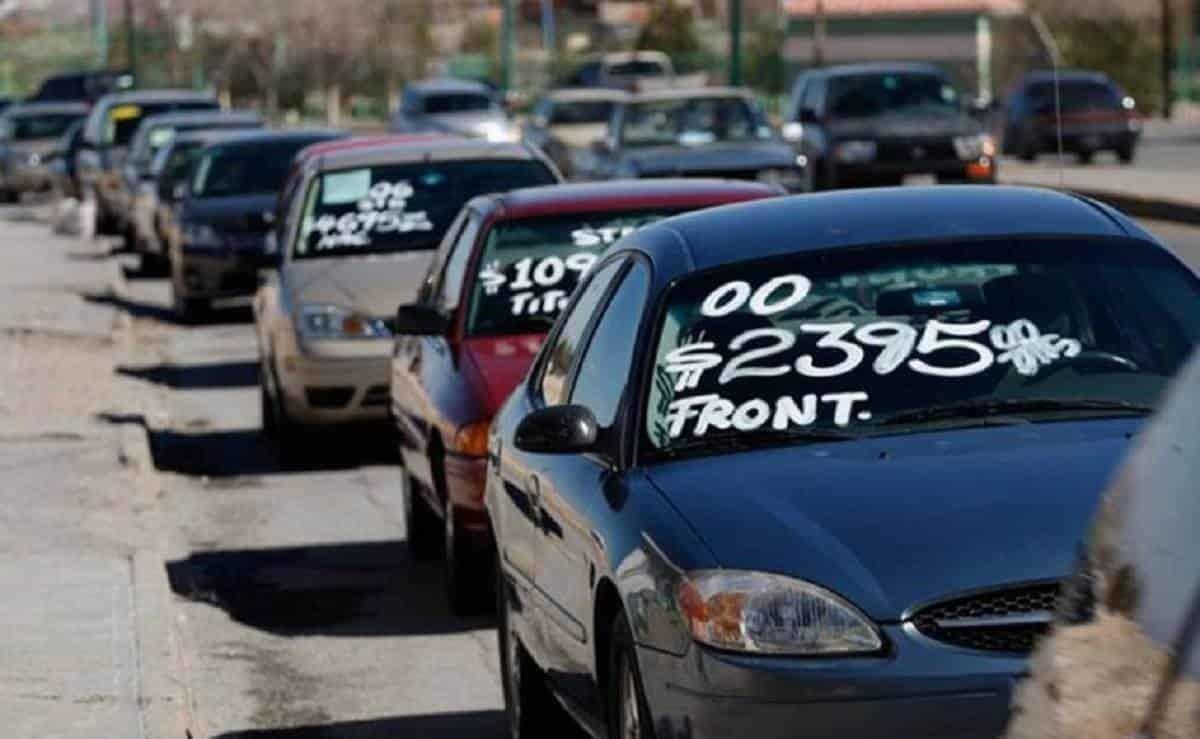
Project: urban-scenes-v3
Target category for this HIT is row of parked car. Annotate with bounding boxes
[4,66,1194,738]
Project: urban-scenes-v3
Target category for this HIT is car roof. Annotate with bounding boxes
[628,186,1148,274]
[406,78,492,97]
[1021,70,1113,85]
[314,138,542,172]
[814,62,946,78]
[96,88,217,107]
[137,109,261,128]
[475,179,779,221]
[295,133,445,163]
[4,101,89,116]
[199,128,341,150]
[544,88,629,103]
[627,86,754,103]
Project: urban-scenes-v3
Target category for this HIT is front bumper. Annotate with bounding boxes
[177,249,271,300]
[636,624,1020,739]
[1,165,54,193]
[276,340,392,426]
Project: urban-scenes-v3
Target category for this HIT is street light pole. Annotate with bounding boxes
[813,0,826,67]
[1162,0,1174,118]
[500,0,514,94]
[92,0,109,68]
[730,0,743,86]
[124,0,137,79]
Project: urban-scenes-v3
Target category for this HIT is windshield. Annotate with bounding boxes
[608,60,668,78]
[827,72,961,118]
[621,97,769,147]
[105,101,217,147]
[424,93,494,114]
[644,239,1200,457]
[6,113,82,140]
[191,139,314,198]
[1029,81,1120,112]
[550,100,616,125]
[467,209,677,337]
[294,159,556,260]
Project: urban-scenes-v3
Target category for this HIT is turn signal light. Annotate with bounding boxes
[453,420,491,457]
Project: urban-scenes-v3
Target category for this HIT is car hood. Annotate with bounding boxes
[460,333,545,416]
[549,123,608,150]
[282,252,435,318]
[182,193,277,232]
[829,111,980,140]
[624,140,794,175]
[425,110,515,138]
[645,420,1135,621]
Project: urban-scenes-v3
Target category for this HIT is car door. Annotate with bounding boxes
[497,259,627,638]
[532,258,650,704]
[392,209,479,498]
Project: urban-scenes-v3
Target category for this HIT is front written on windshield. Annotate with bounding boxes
[293,160,556,259]
[466,210,674,337]
[645,240,1200,452]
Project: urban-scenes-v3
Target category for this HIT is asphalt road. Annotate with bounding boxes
[3,198,1199,739]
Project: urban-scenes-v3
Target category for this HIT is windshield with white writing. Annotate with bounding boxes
[295,160,556,260]
[644,239,1200,455]
[466,210,675,337]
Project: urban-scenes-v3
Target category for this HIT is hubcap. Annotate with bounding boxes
[620,659,641,739]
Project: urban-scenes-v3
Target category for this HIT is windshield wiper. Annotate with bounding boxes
[875,398,1153,427]
[658,427,859,458]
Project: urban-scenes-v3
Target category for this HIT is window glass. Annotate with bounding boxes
[800,77,823,115]
[1028,81,1121,113]
[827,73,960,119]
[569,262,650,428]
[540,260,624,406]
[466,209,676,337]
[191,138,319,198]
[438,215,481,312]
[423,93,494,114]
[644,239,1200,456]
[549,100,617,125]
[8,113,83,140]
[621,97,769,147]
[293,159,556,259]
[105,101,217,146]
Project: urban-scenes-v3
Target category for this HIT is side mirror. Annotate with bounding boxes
[394,303,449,336]
[514,405,599,455]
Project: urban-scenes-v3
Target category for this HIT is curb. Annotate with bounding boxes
[1000,179,1200,227]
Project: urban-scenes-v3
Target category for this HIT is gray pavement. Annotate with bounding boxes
[0,196,1198,739]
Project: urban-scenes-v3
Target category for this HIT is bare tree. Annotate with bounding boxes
[290,0,372,125]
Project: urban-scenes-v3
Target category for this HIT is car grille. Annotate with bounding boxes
[876,138,957,164]
[910,583,1059,654]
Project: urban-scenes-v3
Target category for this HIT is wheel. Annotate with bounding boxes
[139,251,170,277]
[1075,150,1094,165]
[170,267,208,323]
[1017,133,1037,162]
[404,472,440,560]
[122,224,138,252]
[260,377,277,436]
[498,561,579,739]
[1117,144,1135,164]
[0,188,17,204]
[607,611,656,739]
[444,503,493,615]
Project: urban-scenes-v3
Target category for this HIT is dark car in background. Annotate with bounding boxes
[389,179,777,613]
[0,102,89,201]
[582,88,805,190]
[162,129,342,321]
[1003,70,1141,164]
[486,186,1200,739]
[77,89,219,236]
[391,78,519,143]
[523,88,627,179]
[27,69,134,104]
[784,63,996,189]
[120,109,264,254]
[1007,348,1200,739]
[46,118,86,201]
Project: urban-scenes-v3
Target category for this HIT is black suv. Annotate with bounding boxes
[1002,70,1141,164]
[783,63,996,190]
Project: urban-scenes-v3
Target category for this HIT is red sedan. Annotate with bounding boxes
[389,178,780,612]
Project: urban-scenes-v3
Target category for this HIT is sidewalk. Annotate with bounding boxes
[0,205,185,739]
[999,161,1200,225]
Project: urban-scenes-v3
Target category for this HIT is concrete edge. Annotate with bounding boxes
[1001,179,1200,226]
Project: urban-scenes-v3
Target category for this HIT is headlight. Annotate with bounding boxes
[182,222,223,250]
[833,140,877,164]
[676,570,882,655]
[953,133,995,161]
[297,304,391,341]
[781,122,804,142]
[756,167,804,192]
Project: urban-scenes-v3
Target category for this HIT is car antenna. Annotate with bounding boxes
[1032,13,1066,187]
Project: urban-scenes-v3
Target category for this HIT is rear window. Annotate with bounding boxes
[423,93,494,114]
[608,60,668,78]
[1029,81,1120,112]
[5,113,83,140]
[827,72,960,118]
[466,209,677,337]
[549,101,616,125]
[294,159,557,259]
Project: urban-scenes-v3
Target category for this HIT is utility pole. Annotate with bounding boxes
[92,0,109,68]
[501,0,514,93]
[813,0,826,67]
[729,0,742,86]
[1162,0,1174,118]
[124,0,137,79]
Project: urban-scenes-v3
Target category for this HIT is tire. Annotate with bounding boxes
[404,472,440,560]
[1117,144,1135,164]
[1017,134,1037,162]
[498,561,579,739]
[0,188,17,204]
[607,611,656,739]
[140,251,170,277]
[170,268,208,324]
[444,503,493,616]
[1075,150,1094,165]
[260,378,277,436]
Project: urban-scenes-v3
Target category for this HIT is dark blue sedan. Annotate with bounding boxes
[484,186,1200,739]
